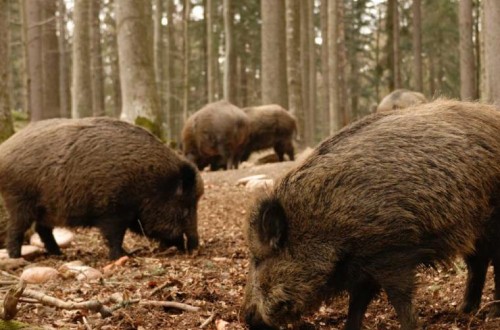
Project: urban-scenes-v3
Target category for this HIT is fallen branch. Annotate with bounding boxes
[109,294,200,313]
[199,313,216,328]
[0,280,26,320]
[467,300,500,329]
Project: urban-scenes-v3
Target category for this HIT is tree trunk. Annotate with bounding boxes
[285,0,303,142]
[57,0,70,117]
[261,0,288,108]
[116,0,163,137]
[154,0,164,116]
[166,0,176,141]
[337,0,348,125]
[459,0,476,100]
[26,0,43,120]
[0,0,14,142]
[412,0,423,92]
[182,0,190,124]
[19,0,30,115]
[320,0,329,138]
[393,0,401,89]
[328,0,340,134]
[483,0,500,105]
[90,0,105,116]
[386,0,395,91]
[72,0,92,118]
[300,0,310,138]
[104,0,121,117]
[223,0,236,103]
[206,0,214,103]
[307,0,316,137]
[479,0,489,102]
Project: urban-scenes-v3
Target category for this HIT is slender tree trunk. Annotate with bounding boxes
[386,0,395,90]
[320,0,329,138]
[166,0,176,141]
[483,0,500,105]
[182,0,190,123]
[337,0,348,125]
[154,0,164,116]
[375,5,382,105]
[261,0,288,108]
[223,0,236,103]
[206,0,214,103]
[307,0,316,139]
[116,0,163,137]
[459,0,476,100]
[474,0,481,100]
[393,0,401,89]
[90,0,105,116]
[104,0,121,117]
[328,0,340,134]
[0,0,14,142]
[19,0,30,115]
[26,0,43,120]
[57,0,70,117]
[72,0,92,118]
[285,0,303,142]
[412,0,423,92]
[479,0,489,102]
[300,0,310,134]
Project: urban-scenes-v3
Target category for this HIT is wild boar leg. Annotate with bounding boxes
[98,216,129,260]
[384,276,418,330]
[5,201,36,258]
[344,282,380,330]
[35,223,61,255]
[460,252,489,313]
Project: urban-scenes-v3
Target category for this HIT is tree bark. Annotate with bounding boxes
[90,0,105,116]
[386,0,395,90]
[459,0,476,100]
[300,0,310,136]
[104,0,121,117]
[0,0,14,142]
[320,0,329,137]
[392,0,401,89]
[116,0,163,137]
[57,0,70,117]
[483,0,500,105]
[19,0,30,115]
[72,0,92,118]
[337,0,348,125]
[223,0,236,103]
[328,0,340,134]
[166,0,177,142]
[412,0,423,92]
[206,0,214,103]
[285,0,303,142]
[479,0,489,102]
[261,0,288,108]
[154,0,164,116]
[182,0,190,124]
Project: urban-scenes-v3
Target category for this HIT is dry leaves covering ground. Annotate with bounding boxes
[1,157,500,329]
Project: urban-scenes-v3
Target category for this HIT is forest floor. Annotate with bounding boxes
[1,151,500,330]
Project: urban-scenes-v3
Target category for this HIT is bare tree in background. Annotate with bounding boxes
[459,0,476,101]
[483,0,500,105]
[116,0,163,137]
[154,0,164,115]
[328,0,340,134]
[261,0,288,108]
[182,0,191,123]
[57,0,70,117]
[72,0,92,118]
[166,0,176,140]
[90,0,105,116]
[392,0,401,89]
[413,0,423,92]
[0,0,14,142]
[206,0,215,103]
[285,0,303,142]
[320,0,329,137]
[223,0,236,103]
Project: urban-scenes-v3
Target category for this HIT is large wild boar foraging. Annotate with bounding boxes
[241,105,297,162]
[0,117,203,260]
[182,100,250,170]
[243,100,500,330]
[377,88,427,112]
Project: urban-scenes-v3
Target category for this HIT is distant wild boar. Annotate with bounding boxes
[377,89,427,112]
[0,117,203,260]
[241,105,297,162]
[243,100,500,330]
[182,100,250,170]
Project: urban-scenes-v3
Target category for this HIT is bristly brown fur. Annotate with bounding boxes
[0,117,203,260]
[243,100,500,330]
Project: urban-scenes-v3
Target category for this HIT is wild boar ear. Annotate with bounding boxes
[175,163,197,196]
[257,198,287,250]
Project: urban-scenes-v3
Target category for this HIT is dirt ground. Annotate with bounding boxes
[1,153,500,330]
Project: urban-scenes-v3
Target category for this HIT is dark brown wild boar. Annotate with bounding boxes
[377,89,427,112]
[182,100,250,170]
[241,105,297,162]
[0,117,203,260]
[243,100,500,330]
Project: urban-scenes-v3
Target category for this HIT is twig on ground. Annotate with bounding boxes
[23,288,113,318]
[199,313,216,328]
[149,281,171,297]
[467,300,500,329]
[109,295,200,313]
[0,280,26,320]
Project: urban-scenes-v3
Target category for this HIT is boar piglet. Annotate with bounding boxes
[0,117,203,260]
[243,100,500,330]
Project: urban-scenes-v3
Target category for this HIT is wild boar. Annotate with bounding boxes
[377,89,427,112]
[241,105,297,162]
[243,100,500,330]
[182,100,250,170]
[0,117,203,260]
